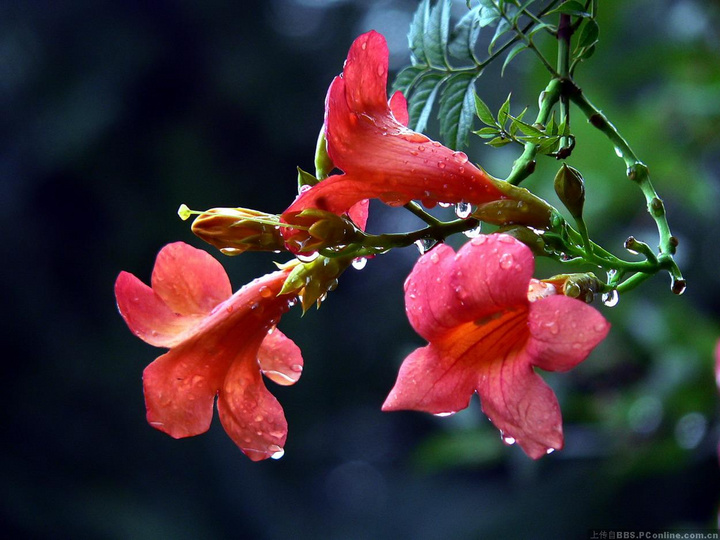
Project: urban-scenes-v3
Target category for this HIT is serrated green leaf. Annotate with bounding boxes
[488,16,511,53]
[501,42,527,76]
[513,0,536,24]
[527,22,555,38]
[577,18,599,49]
[487,136,512,147]
[509,106,528,136]
[474,93,496,126]
[448,6,482,65]
[473,126,500,138]
[537,135,560,154]
[546,112,557,136]
[424,0,453,68]
[408,72,447,133]
[497,93,512,128]
[510,115,544,136]
[409,0,430,64]
[393,65,427,94]
[477,5,501,27]
[546,0,590,17]
[439,72,479,149]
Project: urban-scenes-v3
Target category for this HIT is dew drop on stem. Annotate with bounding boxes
[601,289,619,307]
[414,238,436,254]
[455,202,472,219]
[351,257,367,270]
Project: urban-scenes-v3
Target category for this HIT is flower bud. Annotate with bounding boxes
[553,164,585,219]
[282,209,361,254]
[190,207,286,255]
[472,199,554,229]
[314,128,334,180]
[280,255,352,311]
[495,225,546,256]
[543,272,603,303]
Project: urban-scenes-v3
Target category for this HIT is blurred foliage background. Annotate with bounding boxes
[3,0,720,538]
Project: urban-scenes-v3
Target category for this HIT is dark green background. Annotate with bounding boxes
[3,1,720,538]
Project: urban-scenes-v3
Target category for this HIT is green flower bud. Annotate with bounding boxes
[554,164,585,219]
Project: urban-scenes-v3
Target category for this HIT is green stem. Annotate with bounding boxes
[403,201,443,227]
[505,78,562,185]
[557,14,572,152]
[566,82,684,285]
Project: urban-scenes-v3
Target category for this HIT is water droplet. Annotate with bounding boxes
[437,161,446,169]
[299,184,313,194]
[220,247,244,256]
[601,289,619,307]
[255,414,264,422]
[470,235,487,246]
[438,201,451,208]
[269,445,285,459]
[429,251,440,264]
[259,286,273,299]
[455,202,472,219]
[501,435,516,445]
[545,448,555,455]
[463,223,482,238]
[671,276,687,295]
[452,151,469,164]
[414,238,435,254]
[297,251,320,263]
[361,40,367,50]
[614,146,624,158]
[433,411,456,417]
[377,64,385,77]
[418,145,426,152]
[291,364,303,373]
[499,253,514,270]
[351,257,367,270]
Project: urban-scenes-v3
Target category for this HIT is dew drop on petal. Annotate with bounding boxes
[499,253,514,270]
[455,202,472,219]
[429,251,440,264]
[352,257,368,270]
[501,435,516,445]
[452,151,469,164]
[437,161,446,169]
[433,411,456,417]
[471,235,487,246]
[299,184,313,194]
[259,286,273,299]
[438,201,451,208]
[546,448,555,455]
[601,289,619,307]
[269,445,285,460]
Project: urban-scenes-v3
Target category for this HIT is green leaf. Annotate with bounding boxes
[537,135,561,154]
[473,126,500,138]
[508,106,528,136]
[474,93,496,126]
[448,6,482,65]
[439,72,479,149]
[477,5,501,27]
[408,72,447,133]
[487,136,512,147]
[577,18,599,49]
[497,93,512,128]
[527,22,555,38]
[546,112,557,136]
[501,42,527,76]
[578,43,596,61]
[408,0,430,64]
[392,65,426,94]
[424,0,453,68]
[510,115,543,136]
[488,15,511,53]
[547,0,590,17]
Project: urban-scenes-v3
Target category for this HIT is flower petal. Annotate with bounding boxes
[404,243,460,341]
[258,329,304,386]
[151,242,232,316]
[389,90,409,127]
[143,342,231,439]
[382,343,476,415]
[404,235,533,342]
[451,234,535,321]
[476,346,564,459]
[347,199,369,231]
[217,354,289,461]
[115,271,202,347]
[527,295,610,372]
